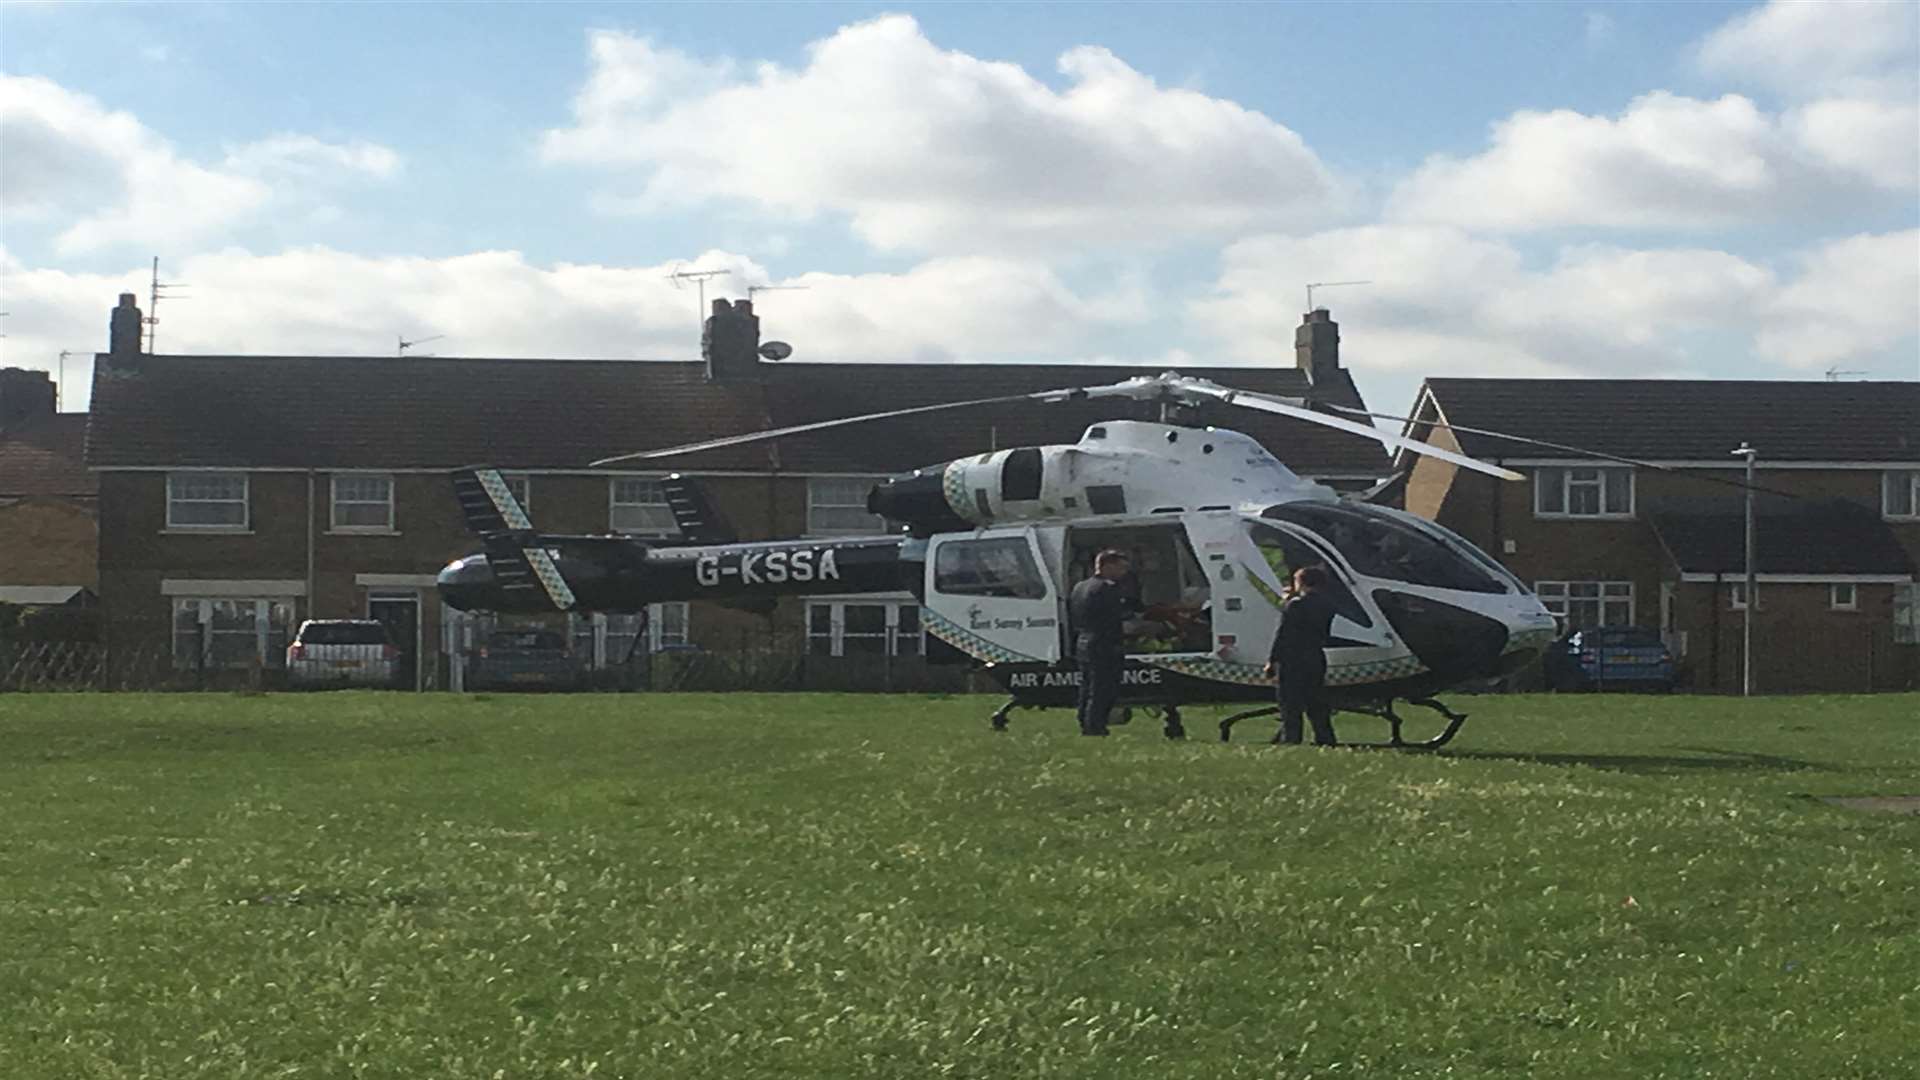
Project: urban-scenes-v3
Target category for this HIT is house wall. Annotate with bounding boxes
[0,498,97,587]
[1673,580,1916,693]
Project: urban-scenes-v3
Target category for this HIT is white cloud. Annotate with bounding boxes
[541,15,1339,254]
[1386,90,1917,231]
[1696,0,1919,99]
[0,75,401,256]
[1755,229,1920,370]
[1190,225,1912,387]
[0,245,1161,405]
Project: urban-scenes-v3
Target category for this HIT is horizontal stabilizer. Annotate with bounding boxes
[451,467,576,611]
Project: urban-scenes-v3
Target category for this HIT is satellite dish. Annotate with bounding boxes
[758,341,793,361]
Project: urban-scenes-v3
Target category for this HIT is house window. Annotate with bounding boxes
[1535,580,1633,630]
[1830,583,1858,611]
[568,603,690,667]
[806,600,921,657]
[808,477,889,535]
[503,474,531,512]
[1535,466,1633,518]
[1728,582,1764,611]
[1895,584,1918,644]
[1884,470,1920,520]
[609,478,676,535]
[171,597,294,670]
[166,472,248,529]
[332,473,394,530]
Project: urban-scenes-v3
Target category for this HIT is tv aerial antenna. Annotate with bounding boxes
[668,267,733,333]
[146,256,189,353]
[1305,280,1370,312]
[1823,365,1867,381]
[398,334,445,357]
[747,284,809,302]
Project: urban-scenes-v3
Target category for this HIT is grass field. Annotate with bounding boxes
[1,692,1916,1079]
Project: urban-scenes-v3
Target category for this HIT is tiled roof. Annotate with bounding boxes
[0,413,94,498]
[86,354,1389,477]
[1649,502,1916,576]
[1415,379,1920,463]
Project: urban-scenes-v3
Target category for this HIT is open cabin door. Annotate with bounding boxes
[924,527,1064,663]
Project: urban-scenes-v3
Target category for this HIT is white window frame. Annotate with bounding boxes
[1535,580,1634,630]
[805,598,922,657]
[1534,466,1635,519]
[502,473,531,513]
[331,472,396,532]
[171,596,295,670]
[608,477,677,537]
[1884,469,1920,520]
[807,477,890,536]
[1728,582,1763,611]
[1895,583,1918,645]
[165,471,249,530]
[1827,583,1858,611]
[569,603,690,667]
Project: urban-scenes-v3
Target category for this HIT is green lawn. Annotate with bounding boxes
[1,692,1916,1079]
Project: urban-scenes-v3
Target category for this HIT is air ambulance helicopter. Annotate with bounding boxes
[439,370,1568,748]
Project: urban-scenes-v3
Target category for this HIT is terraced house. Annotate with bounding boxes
[85,295,1388,689]
[1400,379,1920,693]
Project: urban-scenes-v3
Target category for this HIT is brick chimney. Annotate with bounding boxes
[1294,308,1340,386]
[107,292,143,365]
[0,367,57,428]
[702,297,761,381]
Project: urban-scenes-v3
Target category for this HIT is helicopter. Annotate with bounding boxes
[437,371,1560,748]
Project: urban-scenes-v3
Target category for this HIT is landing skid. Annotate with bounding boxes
[989,697,1187,739]
[1216,697,1468,750]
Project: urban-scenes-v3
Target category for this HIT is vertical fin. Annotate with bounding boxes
[449,467,575,611]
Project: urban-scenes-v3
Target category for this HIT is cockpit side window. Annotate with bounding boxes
[1245,522,1372,628]
[1261,504,1505,594]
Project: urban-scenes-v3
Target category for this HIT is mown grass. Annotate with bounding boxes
[1,691,1915,1079]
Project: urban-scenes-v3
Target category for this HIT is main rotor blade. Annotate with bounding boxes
[1323,405,1811,500]
[589,389,1082,466]
[1175,381,1525,482]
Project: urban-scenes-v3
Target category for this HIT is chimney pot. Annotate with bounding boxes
[1294,308,1341,386]
[108,293,144,363]
[0,367,58,427]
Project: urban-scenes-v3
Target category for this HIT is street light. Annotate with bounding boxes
[1731,442,1757,696]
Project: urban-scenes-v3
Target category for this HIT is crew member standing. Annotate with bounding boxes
[1069,549,1134,737]
[1263,565,1339,746]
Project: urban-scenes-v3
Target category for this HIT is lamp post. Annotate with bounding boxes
[1732,442,1757,696]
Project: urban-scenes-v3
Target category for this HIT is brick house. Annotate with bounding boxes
[85,295,1388,688]
[0,367,97,608]
[1400,378,1920,692]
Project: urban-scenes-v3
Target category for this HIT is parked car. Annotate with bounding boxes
[287,619,399,689]
[1544,625,1676,692]
[466,628,583,690]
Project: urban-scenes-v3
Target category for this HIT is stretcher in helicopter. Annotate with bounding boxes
[437,372,1560,749]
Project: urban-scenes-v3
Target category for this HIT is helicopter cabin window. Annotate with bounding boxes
[1244,522,1371,629]
[1261,503,1505,594]
[609,478,677,536]
[1066,524,1213,653]
[1884,470,1920,520]
[1535,466,1633,518]
[808,477,889,535]
[934,538,1048,599]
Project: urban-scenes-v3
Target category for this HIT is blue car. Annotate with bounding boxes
[1544,626,1676,692]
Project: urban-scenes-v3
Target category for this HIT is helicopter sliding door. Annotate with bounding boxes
[924,528,1064,663]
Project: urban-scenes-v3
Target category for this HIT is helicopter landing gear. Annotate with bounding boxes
[1160,705,1186,740]
[989,697,1017,732]
[1213,698,1469,749]
[1216,705,1278,742]
[1344,697,1469,750]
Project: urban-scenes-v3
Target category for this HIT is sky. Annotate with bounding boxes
[1,0,1915,423]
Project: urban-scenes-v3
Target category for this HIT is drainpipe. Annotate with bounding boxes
[306,471,316,620]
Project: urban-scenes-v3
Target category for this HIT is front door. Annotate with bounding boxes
[924,527,1063,663]
[368,593,421,690]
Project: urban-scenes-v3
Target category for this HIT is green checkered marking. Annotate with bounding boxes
[941,462,972,520]
[1140,650,1429,688]
[923,609,1044,664]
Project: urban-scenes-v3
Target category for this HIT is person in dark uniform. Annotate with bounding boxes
[1262,565,1339,746]
[1069,549,1135,736]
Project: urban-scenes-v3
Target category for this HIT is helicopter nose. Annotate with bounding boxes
[1373,590,1511,678]
[437,553,505,613]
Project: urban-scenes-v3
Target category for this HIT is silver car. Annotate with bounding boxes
[287,619,398,688]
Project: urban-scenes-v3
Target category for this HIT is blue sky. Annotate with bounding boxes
[2,0,1915,418]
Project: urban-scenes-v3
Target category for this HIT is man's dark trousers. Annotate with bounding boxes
[1076,644,1122,736]
[1276,653,1336,745]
